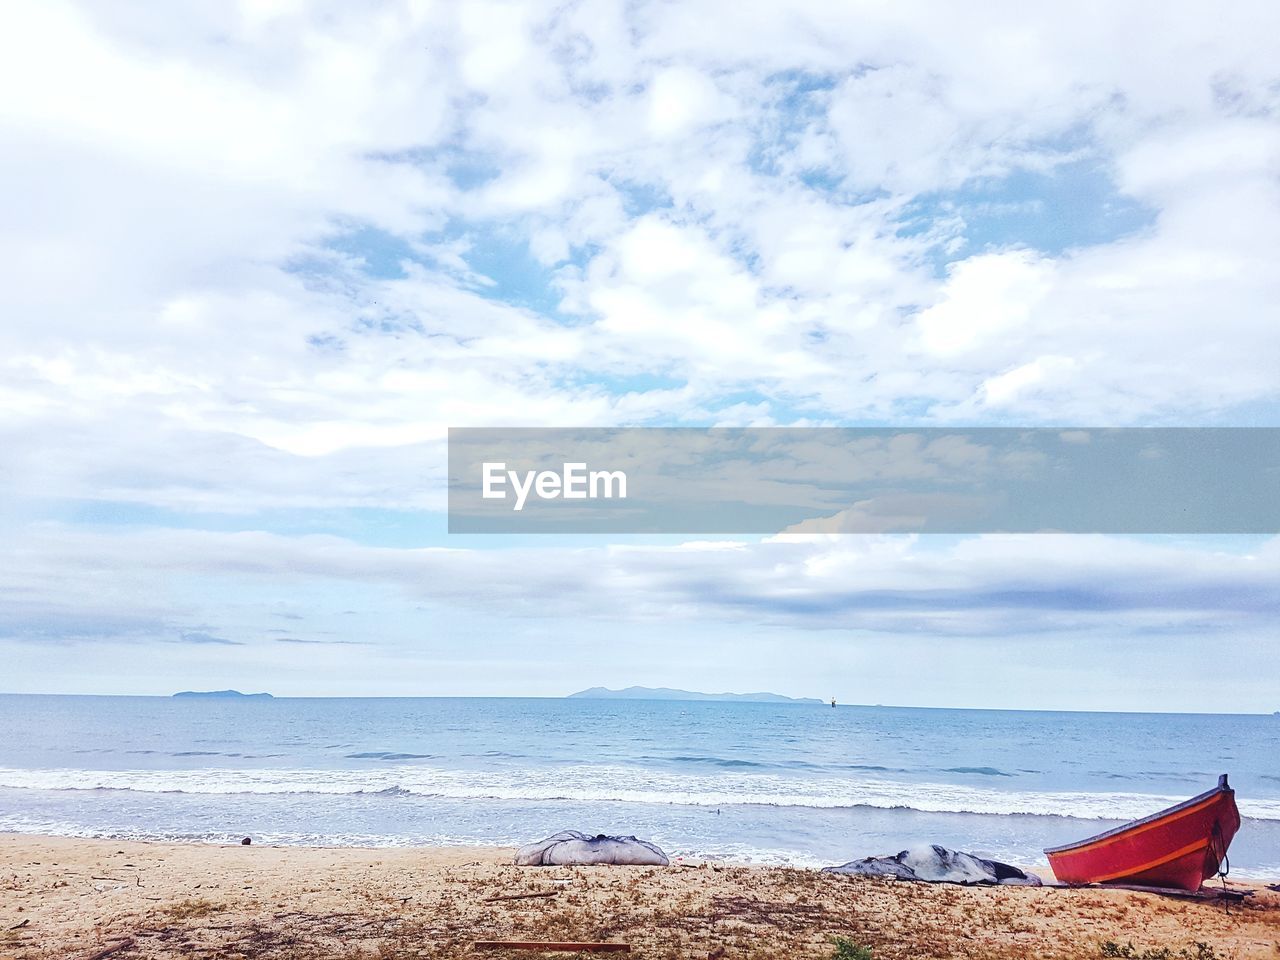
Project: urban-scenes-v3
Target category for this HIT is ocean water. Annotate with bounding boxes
[1,695,1278,875]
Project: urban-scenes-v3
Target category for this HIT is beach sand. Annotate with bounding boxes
[2,834,1278,959]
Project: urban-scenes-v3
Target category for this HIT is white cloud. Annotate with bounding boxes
[979,356,1077,409]
[5,526,1276,642]
[915,252,1053,356]
[2,0,1277,510]
[647,67,728,139]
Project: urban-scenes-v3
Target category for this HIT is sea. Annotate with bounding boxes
[2,695,1278,875]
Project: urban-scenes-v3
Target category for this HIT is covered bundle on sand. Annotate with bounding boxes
[823,844,1042,886]
[516,831,670,866]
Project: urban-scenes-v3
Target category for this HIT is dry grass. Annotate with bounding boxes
[160,898,224,921]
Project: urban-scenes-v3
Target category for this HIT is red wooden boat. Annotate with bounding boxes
[1045,775,1241,892]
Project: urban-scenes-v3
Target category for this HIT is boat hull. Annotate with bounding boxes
[1045,776,1241,892]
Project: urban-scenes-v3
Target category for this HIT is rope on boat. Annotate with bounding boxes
[1210,820,1230,911]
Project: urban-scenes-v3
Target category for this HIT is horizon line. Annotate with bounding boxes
[0,690,1275,718]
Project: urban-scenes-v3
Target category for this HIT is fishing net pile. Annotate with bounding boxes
[823,844,1042,885]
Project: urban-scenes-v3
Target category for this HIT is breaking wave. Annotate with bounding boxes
[2,765,1277,822]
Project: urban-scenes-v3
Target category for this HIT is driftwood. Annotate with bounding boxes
[484,890,560,903]
[81,939,135,960]
[474,941,630,953]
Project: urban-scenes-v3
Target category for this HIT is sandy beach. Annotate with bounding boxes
[3,835,1278,960]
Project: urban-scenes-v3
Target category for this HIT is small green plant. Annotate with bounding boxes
[1100,941,1218,960]
[831,937,873,960]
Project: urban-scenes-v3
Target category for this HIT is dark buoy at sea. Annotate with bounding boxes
[241,837,252,845]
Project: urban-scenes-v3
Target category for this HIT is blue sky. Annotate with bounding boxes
[0,0,1278,708]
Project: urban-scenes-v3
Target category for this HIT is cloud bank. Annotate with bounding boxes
[1,0,1277,701]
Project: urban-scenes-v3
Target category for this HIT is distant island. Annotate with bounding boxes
[172,690,274,699]
[567,686,822,704]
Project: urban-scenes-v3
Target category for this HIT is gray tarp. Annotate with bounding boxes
[822,844,1042,886]
[515,831,670,866]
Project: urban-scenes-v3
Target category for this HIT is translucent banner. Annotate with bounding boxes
[447,428,1280,534]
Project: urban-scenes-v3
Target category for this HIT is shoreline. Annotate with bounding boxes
[4,834,1279,959]
[7,829,1280,885]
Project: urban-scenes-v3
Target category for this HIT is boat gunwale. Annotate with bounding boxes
[1043,782,1233,856]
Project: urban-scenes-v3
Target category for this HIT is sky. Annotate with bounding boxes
[0,0,1277,709]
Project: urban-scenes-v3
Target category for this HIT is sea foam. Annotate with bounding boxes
[1,764,1277,822]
